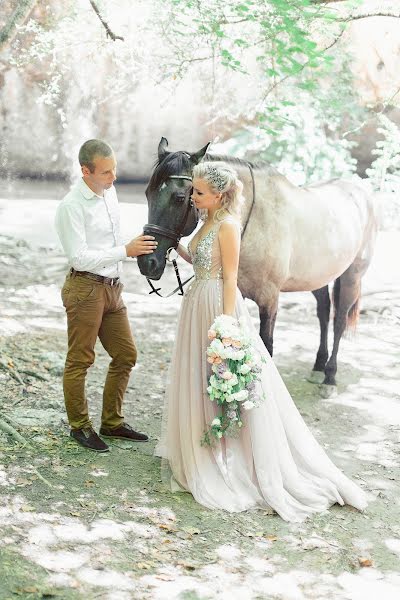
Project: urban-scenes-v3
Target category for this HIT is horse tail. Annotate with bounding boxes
[347,294,360,331]
[332,277,360,333]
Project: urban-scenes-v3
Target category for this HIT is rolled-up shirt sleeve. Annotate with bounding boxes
[55,202,127,272]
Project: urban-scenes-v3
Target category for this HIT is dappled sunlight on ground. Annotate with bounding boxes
[0,198,399,597]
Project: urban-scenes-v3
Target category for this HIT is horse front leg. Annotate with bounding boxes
[308,286,331,384]
[259,296,279,356]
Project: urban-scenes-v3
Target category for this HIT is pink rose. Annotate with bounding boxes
[232,340,242,348]
[208,329,217,340]
[222,337,232,346]
[222,371,233,380]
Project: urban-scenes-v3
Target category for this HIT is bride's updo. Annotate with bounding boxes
[192,161,244,222]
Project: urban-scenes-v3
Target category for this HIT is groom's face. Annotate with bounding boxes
[82,154,117,194]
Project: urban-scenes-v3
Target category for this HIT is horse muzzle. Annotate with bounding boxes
[137,247,167,280]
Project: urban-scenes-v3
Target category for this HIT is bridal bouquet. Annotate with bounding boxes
[201,314,265,446]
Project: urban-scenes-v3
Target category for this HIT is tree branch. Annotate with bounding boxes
[89,0,124,42]
[0,0,39,52]
[342,83,400,138]
[343,12,400,22]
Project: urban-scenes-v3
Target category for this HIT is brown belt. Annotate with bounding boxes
[70,268,120,286]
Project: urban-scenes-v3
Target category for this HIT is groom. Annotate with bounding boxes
[55,139,157,452]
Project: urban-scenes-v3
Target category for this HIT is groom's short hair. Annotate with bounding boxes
[79,139,114,172]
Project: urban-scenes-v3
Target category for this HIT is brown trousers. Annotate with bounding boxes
[61,271,137,430]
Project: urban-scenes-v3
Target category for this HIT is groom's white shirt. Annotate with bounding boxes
[55,178,127,278]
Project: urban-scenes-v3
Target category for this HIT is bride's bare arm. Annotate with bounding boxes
[177,243,192,264]
[219,221,240,317]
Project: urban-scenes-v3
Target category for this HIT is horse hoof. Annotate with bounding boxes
[319,384,338,399]
[307,371,325,384]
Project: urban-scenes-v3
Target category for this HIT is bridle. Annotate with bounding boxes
[143,175,195,248]
[144,175,197,297]
[144,164,256,298]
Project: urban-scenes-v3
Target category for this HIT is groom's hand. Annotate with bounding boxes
[125,235,158,257]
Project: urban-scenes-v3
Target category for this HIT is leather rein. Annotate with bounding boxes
[144,165,255,298]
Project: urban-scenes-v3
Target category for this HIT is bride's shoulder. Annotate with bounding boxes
[218,216,241,233]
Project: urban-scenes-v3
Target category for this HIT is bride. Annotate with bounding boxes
[155,161,367,523]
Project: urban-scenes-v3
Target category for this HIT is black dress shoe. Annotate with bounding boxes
[99,422,149,442]
[70,427,110,452]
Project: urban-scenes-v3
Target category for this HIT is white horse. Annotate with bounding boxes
[138,138,378,392]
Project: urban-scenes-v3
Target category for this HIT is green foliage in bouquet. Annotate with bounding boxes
[202,315,265,447]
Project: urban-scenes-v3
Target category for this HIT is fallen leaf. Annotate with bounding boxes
[158,524,176,533]
[137,562,152,570]
[358,557,373,567]
[15,478,32,486]
[264,535,278,542]
[177,560,197,571]
[181,527,200,535]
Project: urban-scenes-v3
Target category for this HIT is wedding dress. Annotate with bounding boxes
[155,218,367,522]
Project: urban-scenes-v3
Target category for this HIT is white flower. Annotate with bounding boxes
[209,339,225,354]
[207,385,213,395]
[209,375,219,388]
[227,373,238,386]
[243,400,255,411]
[211,417,221,427]
[231,390,249,402]
[216,431,223,438]
[232,350,245,361]
[239,364,251,375]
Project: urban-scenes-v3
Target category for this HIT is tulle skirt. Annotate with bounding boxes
[155,278,367,522]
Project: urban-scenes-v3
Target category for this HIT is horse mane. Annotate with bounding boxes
[205,152,253,168]
[147,149,276,194]
[147,151,192,193]
[205,152,278,174]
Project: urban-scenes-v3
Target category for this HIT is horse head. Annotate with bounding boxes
[137,137,210,280]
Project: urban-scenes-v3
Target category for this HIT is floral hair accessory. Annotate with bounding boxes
[205,165,226,191]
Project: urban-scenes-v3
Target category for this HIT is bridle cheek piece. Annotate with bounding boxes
[144,175,196,298]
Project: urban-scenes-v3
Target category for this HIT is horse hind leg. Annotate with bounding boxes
[322,263,362,390]
[308,285,330,384]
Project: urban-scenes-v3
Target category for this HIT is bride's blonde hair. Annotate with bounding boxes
[192,161,245,223]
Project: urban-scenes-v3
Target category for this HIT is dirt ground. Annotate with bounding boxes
[0,229,400,600]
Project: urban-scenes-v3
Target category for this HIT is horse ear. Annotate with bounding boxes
[158,137,169,160]
[190,142,211,165]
